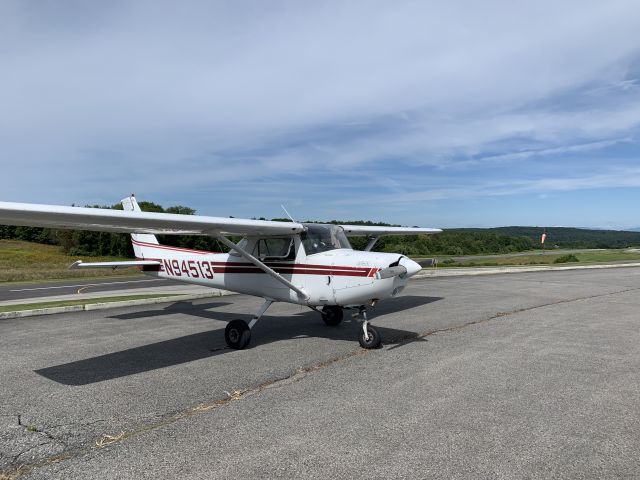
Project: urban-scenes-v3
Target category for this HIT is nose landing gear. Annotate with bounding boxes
[354,307,382,349]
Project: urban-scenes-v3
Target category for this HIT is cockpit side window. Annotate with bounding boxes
[300,224,351,255]
[252,237,295,260]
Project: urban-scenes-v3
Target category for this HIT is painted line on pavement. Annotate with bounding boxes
[10,278,166,292]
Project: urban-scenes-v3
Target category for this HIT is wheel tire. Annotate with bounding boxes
[225,319,251,349]
[321,306,343,326]
[359,325,382,349]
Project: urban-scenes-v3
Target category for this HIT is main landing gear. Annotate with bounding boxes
[321,306,343,326]
[224,299,273,350]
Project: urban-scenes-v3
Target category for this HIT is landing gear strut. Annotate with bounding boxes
[224,299,273,350]
[354,307,382,349]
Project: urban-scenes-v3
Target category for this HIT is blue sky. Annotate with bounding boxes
[1,1,640,228]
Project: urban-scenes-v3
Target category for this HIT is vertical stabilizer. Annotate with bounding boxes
[121,195,159,259]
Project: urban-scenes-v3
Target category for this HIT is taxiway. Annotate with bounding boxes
[1,268,639,478]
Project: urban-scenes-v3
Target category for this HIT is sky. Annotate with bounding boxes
[1,1,640,229]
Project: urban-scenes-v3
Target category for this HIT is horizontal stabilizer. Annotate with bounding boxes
[69,260,161,270]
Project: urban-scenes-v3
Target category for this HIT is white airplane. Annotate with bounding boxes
[0,196,441,349]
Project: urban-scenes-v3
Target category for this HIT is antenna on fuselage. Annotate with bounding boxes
[280,204,296,223]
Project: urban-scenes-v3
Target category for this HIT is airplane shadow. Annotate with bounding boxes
[34,295,442,386]
[109,301,234,320]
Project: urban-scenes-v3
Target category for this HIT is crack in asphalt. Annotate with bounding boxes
[43,419,108,431]
[15,419,59,443]
[1,421,68,480]
[12,442,52,465]
[3,284,639,478]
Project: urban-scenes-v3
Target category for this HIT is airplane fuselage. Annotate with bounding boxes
[137,241,418,307]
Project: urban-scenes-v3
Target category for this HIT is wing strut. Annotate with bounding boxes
[215,235,309,301]
[364,236,380,252]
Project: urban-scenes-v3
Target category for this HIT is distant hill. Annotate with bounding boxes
[450,227,640,249]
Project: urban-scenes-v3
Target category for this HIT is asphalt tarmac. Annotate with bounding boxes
[1,268,640,478]
[0,276,183,303]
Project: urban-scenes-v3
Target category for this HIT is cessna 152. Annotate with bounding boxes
[0,196,441,349]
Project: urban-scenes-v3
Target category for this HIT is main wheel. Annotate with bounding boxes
[225,319,251,349]
[321,306,343,326]
[359,325,382,349]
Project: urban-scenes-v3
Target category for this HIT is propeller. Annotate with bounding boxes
[375,256,407,279]
[375,265,407,279]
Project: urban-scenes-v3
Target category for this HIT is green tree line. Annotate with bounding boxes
[456,226,640,249]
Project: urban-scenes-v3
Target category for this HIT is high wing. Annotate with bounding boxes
[340,225,442,236]
[0,201,305,237]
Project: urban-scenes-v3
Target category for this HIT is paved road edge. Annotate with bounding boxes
[0,289,237,320]
[415,261,640,278]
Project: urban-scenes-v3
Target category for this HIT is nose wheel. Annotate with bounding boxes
[354,307,382,349]
[359,324,381,349]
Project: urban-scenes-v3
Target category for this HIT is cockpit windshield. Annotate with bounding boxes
[300,224,351,255]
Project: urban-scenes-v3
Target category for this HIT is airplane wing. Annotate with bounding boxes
[0,201,305,237]
[340,225,442,236]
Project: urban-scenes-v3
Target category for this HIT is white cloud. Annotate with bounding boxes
[0,0,640,219]
[335,166,640,208]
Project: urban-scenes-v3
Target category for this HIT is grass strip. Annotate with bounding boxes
[0,239,140,283]
[429,250,640,268]
[0,273,145,287]
[0,294,180,313]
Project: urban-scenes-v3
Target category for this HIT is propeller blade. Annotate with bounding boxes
[375,265,408,279]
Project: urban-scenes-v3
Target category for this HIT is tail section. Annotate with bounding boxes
[121,195,159,259]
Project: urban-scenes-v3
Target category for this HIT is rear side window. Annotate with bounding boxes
[252,238,295,260]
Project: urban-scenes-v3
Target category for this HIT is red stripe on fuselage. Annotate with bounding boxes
[210,261,371,272]
[142,259,373,277]
[210,266,371,276]
[213,262,371,276]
